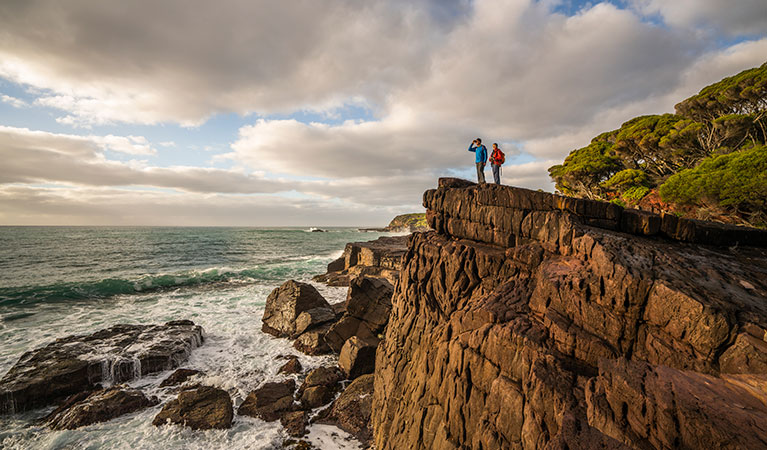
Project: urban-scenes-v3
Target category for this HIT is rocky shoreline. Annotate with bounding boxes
[4,179,763,448]
[0,227,409,448]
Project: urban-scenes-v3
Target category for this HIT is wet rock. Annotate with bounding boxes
[339,336,379,380]
[238,379,296,422]
[262,280,331,338]
[324,316,376,354]
[280,410,309,437]
[294,307,336,337]
[299,385,335,409]
[345,276,393,333]
[45,386,158,430]
[319,374,374,444]
[293,323,333,356]
[0,320,204,414]
[330,301,346,319]
[282,439,316,449]
[152,386,233,430]
[298,366,344,396]
[278,356,303,375]
[160,368,202,387]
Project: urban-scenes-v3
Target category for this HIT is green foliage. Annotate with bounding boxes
[548,141,621,198]
[659,145,767,213]
[676,63,767,121]
[602,169,650,190]
[388,213,427,229]
[622,186,650,203]
[549,62,767,227]
[609,198,626,208]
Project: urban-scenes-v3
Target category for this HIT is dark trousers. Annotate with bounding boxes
[492,164,501,185]
[476,162,486,183]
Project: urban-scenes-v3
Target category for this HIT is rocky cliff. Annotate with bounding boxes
[314,235,408,286]
[372,178,767,449]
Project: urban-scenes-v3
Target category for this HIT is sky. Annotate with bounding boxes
[1,0,766,226]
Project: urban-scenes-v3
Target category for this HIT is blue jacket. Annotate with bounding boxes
[469,143,487,163]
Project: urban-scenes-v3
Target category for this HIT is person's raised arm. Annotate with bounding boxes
[468,141,477,153]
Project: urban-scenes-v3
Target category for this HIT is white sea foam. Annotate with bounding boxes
[0,279,358,450]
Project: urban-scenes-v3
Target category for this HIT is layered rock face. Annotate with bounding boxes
[313,235,408,286]
[373,179,767,449]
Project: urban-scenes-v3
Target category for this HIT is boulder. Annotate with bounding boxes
[45,386,158,430]
[297,366,344,397]
[160,368,202,387]
[293,323,333,356]
[0,320,204,414]
[319,374,374,444]
[238,379,296,422]
[152,386,233,430]
[294,307,336,337]
[339,336,379,379]
[299,385,335,409]
[324,316,376,354]
[280,410,309,437]
[262,280,331,338]
[278,356,303,375]
[345,276,394,332]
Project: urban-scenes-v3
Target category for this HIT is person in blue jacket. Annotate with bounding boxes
[468,138,488,183]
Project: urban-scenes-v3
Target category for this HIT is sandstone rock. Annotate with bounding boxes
[313,236,408,287]
[297,366,343,410]
[299,385,335,409]
[0,320,204,414]
[238,379,296,422]
[293,322,333,355]
[330,301,346,318]
[278,356,303,375]
[45,386,158,430]
[586,359,767,449]
[261,280,331,338]
[160,368,202,387]
[339,336,379,379]
[345,276,393,332]
[326,257,345,273]
[152,386,233,430]
[294,307,336,337]
[324,315,376,354]
[371,180,767,449]
[280,410,309,437]
[320,374,374,444]
[298,366,344,397]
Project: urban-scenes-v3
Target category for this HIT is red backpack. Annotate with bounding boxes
[492,148,505,165]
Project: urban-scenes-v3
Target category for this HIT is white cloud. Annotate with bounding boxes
[630,0,767,36]
[0,1,766,225]
[1,94,28,108]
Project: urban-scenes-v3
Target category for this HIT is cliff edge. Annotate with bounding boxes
[372,178,767,449]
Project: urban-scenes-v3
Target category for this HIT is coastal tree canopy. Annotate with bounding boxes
[549,62,767,227]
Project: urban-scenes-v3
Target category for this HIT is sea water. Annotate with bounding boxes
[0,226,391,450]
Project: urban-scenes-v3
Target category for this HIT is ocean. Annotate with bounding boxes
[0,226,392,450]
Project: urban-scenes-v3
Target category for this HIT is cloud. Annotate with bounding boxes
[0,0,458,126]
[226,2,767,186]
[0,185,402,226]
[1,1,766,225]
[1,94,28,108]
[630,0,767,36]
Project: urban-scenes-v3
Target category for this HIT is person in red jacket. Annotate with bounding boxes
[489,143,504,185]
